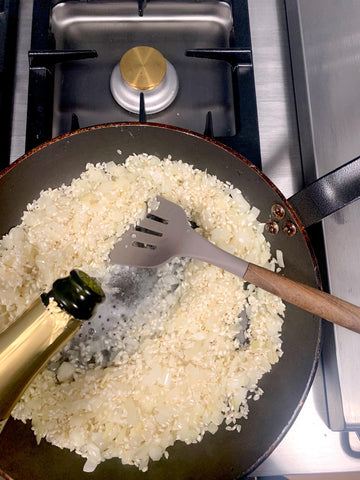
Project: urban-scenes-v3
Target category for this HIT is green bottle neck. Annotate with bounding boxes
[41,269,105,320]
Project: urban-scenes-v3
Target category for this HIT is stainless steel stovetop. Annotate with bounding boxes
[10,0,360,476]
[51,2,235,139]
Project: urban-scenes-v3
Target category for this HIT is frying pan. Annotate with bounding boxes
[0,122,333,479]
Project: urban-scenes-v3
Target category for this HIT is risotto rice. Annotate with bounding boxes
[0,154,285,472]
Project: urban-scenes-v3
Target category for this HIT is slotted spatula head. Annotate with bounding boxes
[110,196,193,267]
[110,199,360,335]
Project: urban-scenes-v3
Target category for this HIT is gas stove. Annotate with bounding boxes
[22,0,262,170]
[2,0,360,477]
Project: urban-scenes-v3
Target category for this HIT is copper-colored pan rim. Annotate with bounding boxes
[0,121,322,478]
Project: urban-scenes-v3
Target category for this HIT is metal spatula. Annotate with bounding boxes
[110,196,360,334]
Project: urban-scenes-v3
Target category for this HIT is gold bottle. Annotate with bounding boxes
[0,269,104,432]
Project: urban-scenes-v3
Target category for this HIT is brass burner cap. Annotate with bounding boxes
[120,46,167,91]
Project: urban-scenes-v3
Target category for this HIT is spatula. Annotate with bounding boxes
[110,196,360,334]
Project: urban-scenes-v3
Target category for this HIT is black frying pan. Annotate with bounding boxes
[0,123,325,479]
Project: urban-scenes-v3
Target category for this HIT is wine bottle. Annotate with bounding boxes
[0,269,104,432]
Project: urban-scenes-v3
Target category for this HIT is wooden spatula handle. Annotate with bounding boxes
[244,263,360,334]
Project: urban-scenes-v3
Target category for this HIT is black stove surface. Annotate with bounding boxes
[0,0,19,171]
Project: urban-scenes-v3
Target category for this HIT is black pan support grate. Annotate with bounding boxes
[0,0,19,171]
[25,0,262,169]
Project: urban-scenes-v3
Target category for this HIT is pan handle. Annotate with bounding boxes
[244,263,360,334]
[287,155,360,228]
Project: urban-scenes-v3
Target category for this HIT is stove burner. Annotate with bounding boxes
[110,46,179,115]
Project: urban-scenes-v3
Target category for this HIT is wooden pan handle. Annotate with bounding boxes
[244,263,360,334]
